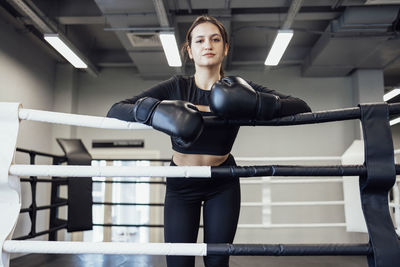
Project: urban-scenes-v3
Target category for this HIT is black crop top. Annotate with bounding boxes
[107,75,311,155]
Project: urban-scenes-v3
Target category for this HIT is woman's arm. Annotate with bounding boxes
[247,81,311,117]
[107,76,203,147]
[106,76,176,121]
[210,76,311,120]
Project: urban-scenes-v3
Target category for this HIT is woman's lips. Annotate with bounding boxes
[203,53,215,57]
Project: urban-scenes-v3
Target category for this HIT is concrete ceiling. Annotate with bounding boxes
[1,0,400,85]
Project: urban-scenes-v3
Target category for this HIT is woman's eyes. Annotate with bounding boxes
[195,38,221,43]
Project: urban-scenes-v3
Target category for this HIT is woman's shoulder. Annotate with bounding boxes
[153,75,188,89]
[172,74,193,83]
[170,75,195,90]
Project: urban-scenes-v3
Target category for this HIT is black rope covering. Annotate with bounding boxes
[211,165,364,177]
[203,102,400,126]
[207,243,373,256]
[211,164,400,178]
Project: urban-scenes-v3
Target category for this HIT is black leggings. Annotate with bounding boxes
[164,154,241,267]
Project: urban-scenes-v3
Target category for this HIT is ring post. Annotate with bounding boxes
[0,103,22,267]
[359,103,400,267]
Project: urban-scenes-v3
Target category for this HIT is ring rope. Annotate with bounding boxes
[17,103,400,128]
[204,103,400,126]
[9,164,400,178]
[3,240,372,256]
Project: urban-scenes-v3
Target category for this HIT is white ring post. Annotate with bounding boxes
[0,103,22,267]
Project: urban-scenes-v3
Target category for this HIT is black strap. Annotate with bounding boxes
[133,97,160,124]
[359,103,400,267]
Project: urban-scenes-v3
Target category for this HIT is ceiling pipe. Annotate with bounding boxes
[152,0,182,68]
[282,0,304,29]
[186,0,193,14]
[104,27,174,32]
[265,0,303,66]
[152,0,170,27]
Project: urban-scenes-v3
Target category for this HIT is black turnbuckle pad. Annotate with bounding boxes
[359,103,400,267]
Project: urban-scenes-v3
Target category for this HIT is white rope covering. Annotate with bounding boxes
[3,241,207,256]
[9,165,211,178]
[238,223,347,228]
[18,108,151,130]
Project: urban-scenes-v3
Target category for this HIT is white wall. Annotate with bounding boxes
[75,67,171,157]
[0,16,56,247]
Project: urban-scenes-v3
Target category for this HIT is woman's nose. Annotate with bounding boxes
[204,39,212,49]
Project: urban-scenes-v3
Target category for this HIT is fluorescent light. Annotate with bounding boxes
[159,32,182,67]
[383,88,400,102]
[390,117,400,126]
[44,34,88,68]
[264,30,294,66]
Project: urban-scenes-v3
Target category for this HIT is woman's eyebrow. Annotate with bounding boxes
[194,33,222,39]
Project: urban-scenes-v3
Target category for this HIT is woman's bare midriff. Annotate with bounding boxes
[172,151,229,166]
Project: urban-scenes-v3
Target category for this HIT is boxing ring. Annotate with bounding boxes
[1,102,400,267]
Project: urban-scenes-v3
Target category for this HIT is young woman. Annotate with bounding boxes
[107,15,311,267]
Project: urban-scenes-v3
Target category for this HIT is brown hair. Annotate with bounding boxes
[181,15,229,77]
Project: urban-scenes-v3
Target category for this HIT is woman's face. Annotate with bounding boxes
[187,22,228,69]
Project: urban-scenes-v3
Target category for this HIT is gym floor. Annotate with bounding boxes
[11,254,368,267]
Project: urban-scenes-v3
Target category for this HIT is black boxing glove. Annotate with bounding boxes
[210,76,281,120]
[133,97,203,147]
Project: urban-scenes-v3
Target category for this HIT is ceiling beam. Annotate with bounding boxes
[176,11,341,23]
[56,10,341,26]
[57,16,106,25]
[57,12,158,25]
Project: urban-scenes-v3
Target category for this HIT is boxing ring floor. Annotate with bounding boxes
[11,253,367,267]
